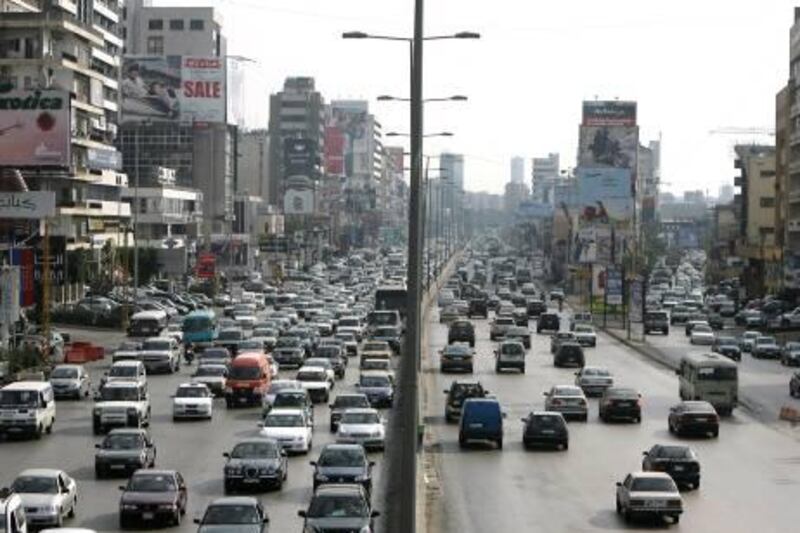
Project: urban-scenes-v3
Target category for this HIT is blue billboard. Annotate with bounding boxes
[576,167,633,225]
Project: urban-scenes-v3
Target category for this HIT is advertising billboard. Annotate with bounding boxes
[0,89,70,167]
[578,125,638,170]
[582,101,637,126]
[606,267,623,305]
[330,105,370,177]
[196,252,216,279]
[575,226,629,264]
[324,126,345,175]
[0,191,56,219]
[283,138,317,178]
[87,148,122,171]
[283,188,315,215]
[121,56,226,123]
[576,167,634,224]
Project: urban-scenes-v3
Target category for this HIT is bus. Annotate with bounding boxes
[182,309,217,345]
[375,286,408,318]
[676,353,738,415]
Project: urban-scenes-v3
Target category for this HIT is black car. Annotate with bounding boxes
[439,343,475,373]
[118,470,188,528]
[95,428,157,478]
[194,497,270,532]
[223,438,288,492]
[329,393,372,432]
[487,295,501,311]
[314,345,347,379]
[371,326,402,353]
[444,381,487,423]
[521,411,568,450]
[272,337,306,369]
[215,328,245,355]
[668,401,719,437]
[448,320,475,347]
[712,336,742,362]
[512,308,529,327]
[467,299,488,319]
[537,313,560,333]
[553,342,585,368]
[311,444,375,494]
[298,484,378,532]
[599,387,642,423]
[642,444,701,490]
[504,326,531,349]
[526,299,547,317]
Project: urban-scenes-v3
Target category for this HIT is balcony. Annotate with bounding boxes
[790,189,800,204]
[789,219,800,233]
[790,129,800,146]
[734,176,742,187]
[789,160,800,175]
[792,102,800,119]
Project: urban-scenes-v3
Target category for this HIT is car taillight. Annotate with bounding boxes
[551,399,562,406]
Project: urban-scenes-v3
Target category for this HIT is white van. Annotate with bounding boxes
[128,310,168,337]
[0,381,56,438]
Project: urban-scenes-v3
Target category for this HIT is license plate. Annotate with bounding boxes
[110,464,127,470]
[468,423,483,429]
[142,512,154,520]
[673,465,684,471]
[243,478,259,484]
[644,500,664,508]
[541,429,555,434]
[694,417,708,422]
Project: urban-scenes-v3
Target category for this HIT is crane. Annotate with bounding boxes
[709,127,775,136]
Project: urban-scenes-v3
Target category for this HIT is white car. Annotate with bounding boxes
[295,366,333,403]
[690,325,715,345]
[259,408,313,454]
[234,313,257,330]
[172,382,213,420]
[335,408,386,451]
[101,360,147,387]
[616,472,683,524]
[12,468,78,528]
[303,358,336,383]
[574,366,614,396]
[190,364,228,397]
[165,323,184,344]
[573,324,597,347]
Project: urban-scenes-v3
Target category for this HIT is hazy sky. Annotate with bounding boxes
[159,0,793,195]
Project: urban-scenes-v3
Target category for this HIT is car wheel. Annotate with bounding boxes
[562,441,569,451]
[68,498,76,518]
[581,414,588,422]
[119,517,130,530]
[673,514,681,524]
[615,497,621,514]
[635,416,641,424]
[623,509,631,523]
[35,424,43,440]
[712,429,719,438]
[496,437,503,450]
[458,434,466,448]
[693,478,700,489]
[172,510,181,526]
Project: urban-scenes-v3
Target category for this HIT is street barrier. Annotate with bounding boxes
[779,405,800,422]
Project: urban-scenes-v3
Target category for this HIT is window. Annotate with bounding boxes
[760,197,775,208]
[169,19,184,30]
[148,19,163,30]
[190,19,204,30]
[760,170,776,178]
[146,36,164,55]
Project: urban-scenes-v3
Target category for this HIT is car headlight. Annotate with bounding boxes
[127,407,138,416]
[121,504,138,511]
[158,503,177,510]
[355,474,369,482]
[93,408,101,416]
[225,466,242,475]
[316,474,329,482]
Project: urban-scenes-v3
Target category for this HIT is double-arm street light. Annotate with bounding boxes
[343,18,478,533]
[378,94,468,103]
[385,131,454,138]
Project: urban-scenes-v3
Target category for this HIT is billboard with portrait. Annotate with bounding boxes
[329,105,370,177]
[578,125,638,170]
[0,89,70,167]
[576,167,634,225]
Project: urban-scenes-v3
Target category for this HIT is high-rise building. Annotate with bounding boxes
[510,156,525,184]
[123,3,224,57]
[532,153,560,204]
[783,9,800,290]
[440,153,465,243]
[718,184,735,204]
[0,0,130,251]
[237,129,270,198]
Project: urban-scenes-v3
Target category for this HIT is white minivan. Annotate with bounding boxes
[0,381,56,439]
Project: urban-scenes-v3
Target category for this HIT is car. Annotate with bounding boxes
[615,472,683,524]
[551,331,577,354]
[259,409,313,454]
[791,371,800,397]
[268,389,314,424]
[335,408,386,451]
[489,316,515,340]
[94,428,156,478]
[526,299,547,317]
[0,488,27,533]
[543,385,588,421]
[644,310,670,335]
[572,324,597,347]
[139,336,182,374]
[781,342,800,366]
[467,298,488,318]
[458,398,504,449]
[553,342,585,368]
[504,326,531,349]
[599,387,642,423]
[521,411,569,450]
[100,360,147,388]
[298,484,378,532]
[304,357,337,383]
[311,443,375,494]
[670,306,692,325]
[574,366,614,396]
[172,382,213,421]
[689,324,715,345]
[549,288,565,301]
[194,497,270,533]
[355,372,394,408]
[684,320,709,336]
[537,312,560,333]
[667,401,719,438]
[198,347,232,367]
[370,326,401,353]
[511,308,529,327]
[569,312,593,330]
[360,358,394,380]
[12,469,77,528]
[443,381,488,423]
[191,364,228,397]
[439,343,475,373]
[118,470,187,528]
[739,330,760,352]
[329,393,372,432]
[49,364,91,400]
[263,380,303,413]
[448,320,475,347]
[712,336,742,362]
[360,341,393,363]
[495,341,526,373]
[295,366,332,403]
[439,305,461,324]
[642,444,701,490]
[780,307,800,328]
[92,381,151,434]
[752,335,780,359]
[223,438,288,492]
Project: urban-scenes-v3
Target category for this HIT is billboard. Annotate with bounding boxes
[196,252,216,279]
[87,148,122,171]
[606,266,623,305]
[578,125,638,170]
[324,126,345,175]
[575,226,629,264]
[121,56,225,123]
[0,89,70,167]
[576,167,634,224]
[10,249,35,307]
[329,106,370,177]
[283,188,314,215]
[283,138,318,178]
[582,101,637,126]
[0,192,56,219]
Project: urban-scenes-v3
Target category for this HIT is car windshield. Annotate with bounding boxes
[305,359,331,368]
[128,474,176,492]
[273,393,305,407]
[444,345,472,355]
[307,494,369,518]
[228,366,262,380]
[582,368,609,376]
[693,325,712,333]
[360,376,390,387]
[757,337,776,345]
[375,327,398,336]
[202,504,261,525]
[654,446,693,459]
[12,476,58,494]
[100,386,139,402]
[530,414,564,427]
[333,396,369,408]
[341,412,379,424]
[202,349,229,359]
[218,330,243,341]
[183,316,213,332]
[574,325,593,333]
[717,337,737,346]
[316,347,340,357]
[231,441,279,459]
[276,338,301,348]
[697,366,737,381]
[176,386,207,398]
[786,342,800,351]
[363,343,387,352]
[195,366,225,377]
[239,341,262,350]
[297,371,326,382]
[109,366,138,377]
[51,366,79,378]
[362,360,389,370]
[553,387,582,396]
[319,448,366,467]
[103,433,144,450]
[142,340,171,351]
[264,413,304,427]
[630,477,677,492]
[0,390,40,407]
[496,318,514,325]
[501,344,524,355]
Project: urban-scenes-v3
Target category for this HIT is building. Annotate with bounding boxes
[708,203,741,283]
[532,153,560,204]
[439,153,465,244]
[638,140,660,223]
[121,183,201,250]
[510,156,525,184]
[237,129,270,198]
[718,184,735,204]
[122,2,224,57]
[504,181,530,213]
[734,144,779,296]
[0,0,130,252]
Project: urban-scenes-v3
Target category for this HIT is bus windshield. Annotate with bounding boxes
[697,366,737,381]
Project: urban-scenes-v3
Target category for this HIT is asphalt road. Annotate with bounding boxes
[421,306,800,533]
[0,326,392,532]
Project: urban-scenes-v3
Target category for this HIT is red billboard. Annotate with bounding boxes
[324,126,345,175]
[11,249,35,307]
[196,252,216,279]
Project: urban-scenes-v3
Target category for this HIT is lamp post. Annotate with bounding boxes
[343,21,478,533]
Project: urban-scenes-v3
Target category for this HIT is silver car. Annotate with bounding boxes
[12,469,78,528]
[49,364,91,400]
[574,366,614,396]
[543,385,588,421]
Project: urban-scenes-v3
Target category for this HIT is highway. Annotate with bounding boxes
[421,306,800,532]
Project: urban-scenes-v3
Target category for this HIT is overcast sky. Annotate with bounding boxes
[159,0,794,196]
